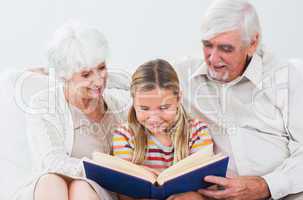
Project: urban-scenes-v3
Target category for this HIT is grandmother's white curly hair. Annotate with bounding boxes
[47,22,109,79]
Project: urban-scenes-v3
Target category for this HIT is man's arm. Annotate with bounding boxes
[260,61,303,199]
[199,62,303,200]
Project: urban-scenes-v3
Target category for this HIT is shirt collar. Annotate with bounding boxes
[242,53,263,88]
[191,53,263,89]
[191,61,208,79]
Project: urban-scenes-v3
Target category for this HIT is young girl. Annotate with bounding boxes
[112,59,214,199]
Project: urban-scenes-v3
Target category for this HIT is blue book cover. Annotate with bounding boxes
[83,153,229,200]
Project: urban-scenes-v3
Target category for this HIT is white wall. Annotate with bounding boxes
[0,0,302,71]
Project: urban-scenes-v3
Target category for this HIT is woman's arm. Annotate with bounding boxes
[26,90,83,177]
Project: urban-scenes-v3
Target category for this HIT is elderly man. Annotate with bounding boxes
[170,0,303,199]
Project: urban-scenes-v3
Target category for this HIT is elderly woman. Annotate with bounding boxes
[19,24,130,200]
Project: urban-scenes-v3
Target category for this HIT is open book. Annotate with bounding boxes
[83,152,228,200]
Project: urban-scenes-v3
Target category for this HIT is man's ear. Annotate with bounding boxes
[248,33,260,57]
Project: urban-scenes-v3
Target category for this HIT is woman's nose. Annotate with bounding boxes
[92,72,106,86]
[93,78,103,86]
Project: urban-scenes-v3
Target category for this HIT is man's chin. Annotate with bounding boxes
[208,69,230,82]
[213,76,230,83]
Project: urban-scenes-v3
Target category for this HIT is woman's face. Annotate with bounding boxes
[67,62,108,100]
[133,87,179,135]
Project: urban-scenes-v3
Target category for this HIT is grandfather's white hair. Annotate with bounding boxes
[47,22,109,78]
[201,0,262,46]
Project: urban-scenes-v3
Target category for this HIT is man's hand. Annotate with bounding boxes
[167,191,206,200]
[198,176,270,200]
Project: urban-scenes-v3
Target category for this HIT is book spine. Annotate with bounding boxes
[150,185,165,200]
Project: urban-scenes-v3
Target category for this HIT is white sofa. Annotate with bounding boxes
[2,61,303,199]
[0,70,49,200]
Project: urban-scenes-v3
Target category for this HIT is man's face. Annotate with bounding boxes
[202,30,253,82]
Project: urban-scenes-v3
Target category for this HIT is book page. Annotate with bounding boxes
[157,152,226,185]
[90,152,157,184]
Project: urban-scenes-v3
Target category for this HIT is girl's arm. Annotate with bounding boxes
[189,119,214,155]
[112,126,134,160]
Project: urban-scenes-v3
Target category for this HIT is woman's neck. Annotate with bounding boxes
[82,98,107,123]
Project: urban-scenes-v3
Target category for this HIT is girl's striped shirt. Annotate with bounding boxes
[112,118,213,171]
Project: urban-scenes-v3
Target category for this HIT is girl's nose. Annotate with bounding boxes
[147,111,162,121]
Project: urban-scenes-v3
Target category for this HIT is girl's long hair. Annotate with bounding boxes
[128,59,190,164]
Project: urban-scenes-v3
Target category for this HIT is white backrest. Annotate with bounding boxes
[0,69,49,200]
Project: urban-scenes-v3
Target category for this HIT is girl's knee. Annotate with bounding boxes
[69,180,100,200]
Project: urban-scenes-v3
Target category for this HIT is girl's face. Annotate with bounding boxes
[67,62,107,100]
[133,87,180,134]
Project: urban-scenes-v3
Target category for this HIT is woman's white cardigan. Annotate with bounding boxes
[17,81,130,199]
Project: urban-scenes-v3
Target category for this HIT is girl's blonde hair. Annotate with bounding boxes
[128,59,190,164]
